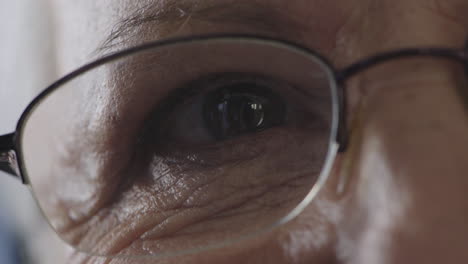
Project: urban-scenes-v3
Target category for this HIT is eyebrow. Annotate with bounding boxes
[98,1,303,52]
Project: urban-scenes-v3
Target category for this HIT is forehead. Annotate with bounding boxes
[50,0,468,74]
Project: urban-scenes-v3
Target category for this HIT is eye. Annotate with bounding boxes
[147,73,298,148]
[203,82,286,140]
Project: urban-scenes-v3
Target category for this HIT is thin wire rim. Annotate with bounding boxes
[14,34,341,258]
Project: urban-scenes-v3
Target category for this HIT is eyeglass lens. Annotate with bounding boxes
[19,39,336,256]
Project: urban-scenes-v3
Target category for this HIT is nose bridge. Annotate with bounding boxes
[340,57,468,262]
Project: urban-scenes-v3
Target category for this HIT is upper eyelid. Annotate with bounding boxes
[149,73,280,120]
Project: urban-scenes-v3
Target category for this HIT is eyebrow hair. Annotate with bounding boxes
[98,1,302,52]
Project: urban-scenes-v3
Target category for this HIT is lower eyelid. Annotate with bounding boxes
[150,123,323,175]
[152,95,324,150]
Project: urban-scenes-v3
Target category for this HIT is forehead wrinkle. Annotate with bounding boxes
[98,0,308,53]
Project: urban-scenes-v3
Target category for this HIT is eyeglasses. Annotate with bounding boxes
[0,34,467,258]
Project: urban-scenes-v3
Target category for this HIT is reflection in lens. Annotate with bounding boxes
[19,37,336,257]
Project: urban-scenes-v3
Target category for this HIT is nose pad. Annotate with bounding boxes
[336,56,468,263]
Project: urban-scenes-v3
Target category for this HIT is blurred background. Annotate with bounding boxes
[0,0,65,263]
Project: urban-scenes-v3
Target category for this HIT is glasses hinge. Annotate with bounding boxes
[0,133,21,181]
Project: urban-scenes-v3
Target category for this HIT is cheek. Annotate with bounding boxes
[59,128,326,256]
[65,194,341,264]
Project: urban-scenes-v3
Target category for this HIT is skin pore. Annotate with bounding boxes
[43,0,468,263]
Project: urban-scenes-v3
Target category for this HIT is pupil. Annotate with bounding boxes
[204,83,285,140]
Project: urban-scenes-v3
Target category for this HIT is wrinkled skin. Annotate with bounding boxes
[44,0,468,263]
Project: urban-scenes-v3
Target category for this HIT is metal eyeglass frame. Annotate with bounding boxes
[1,33,467,186]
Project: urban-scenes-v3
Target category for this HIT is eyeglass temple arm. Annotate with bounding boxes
[0,133,21,180]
